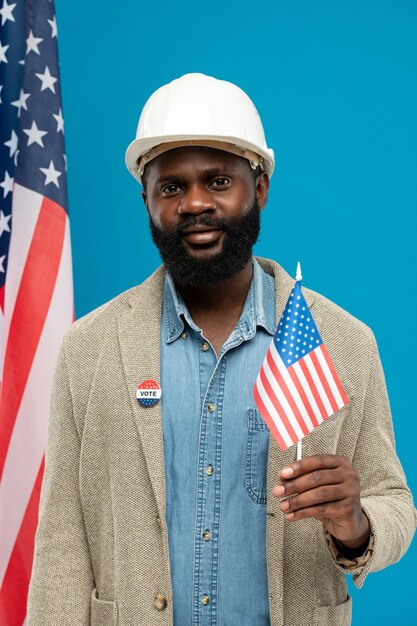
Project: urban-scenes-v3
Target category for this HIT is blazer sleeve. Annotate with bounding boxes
[27,339,94,625]
[327,333,417,589]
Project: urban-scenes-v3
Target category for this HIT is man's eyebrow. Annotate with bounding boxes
[156,167,235,185]
[155,175,187,185]
[201,167,230,178]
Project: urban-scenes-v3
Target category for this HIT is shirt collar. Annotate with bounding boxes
[163,258,276,344]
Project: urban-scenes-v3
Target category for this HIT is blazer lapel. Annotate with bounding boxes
[117,266,167,521]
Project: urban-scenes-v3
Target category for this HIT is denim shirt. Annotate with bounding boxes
[161,259,276,625]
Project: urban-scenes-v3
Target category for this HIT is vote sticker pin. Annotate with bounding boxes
[136,380,161,408]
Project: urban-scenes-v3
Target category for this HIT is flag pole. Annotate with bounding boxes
[296,261,302,461]
[295,261,302,282]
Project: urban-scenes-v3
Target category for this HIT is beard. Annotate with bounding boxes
[149,200,261,286]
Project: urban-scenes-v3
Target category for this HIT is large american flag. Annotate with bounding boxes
[254,277,348,451]
[0,0,73,623]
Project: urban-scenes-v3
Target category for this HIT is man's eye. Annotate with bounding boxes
[211,177,230,188]
[162,184,181,194]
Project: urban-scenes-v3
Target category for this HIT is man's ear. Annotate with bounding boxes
[256,172,270,211]
[141,189,150,217]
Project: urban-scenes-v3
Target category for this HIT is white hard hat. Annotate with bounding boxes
[125,73,275,184]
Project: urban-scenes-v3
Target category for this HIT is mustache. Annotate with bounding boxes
[174,215,228,234]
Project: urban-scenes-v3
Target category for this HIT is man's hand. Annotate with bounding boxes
[272,454,370,549]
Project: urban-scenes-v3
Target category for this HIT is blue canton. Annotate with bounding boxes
[161,259,276,625]
[0,0,67,285]
[275,280,322,367]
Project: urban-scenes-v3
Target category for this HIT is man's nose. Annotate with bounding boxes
[177,185,216,215]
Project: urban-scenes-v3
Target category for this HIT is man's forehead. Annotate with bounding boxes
[147,146,249,178]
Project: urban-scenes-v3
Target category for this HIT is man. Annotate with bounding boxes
[27,73,416,626]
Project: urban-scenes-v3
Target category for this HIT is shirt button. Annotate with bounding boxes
[202,529,212,541]
[181,332,188,339]
[201,594,210,605]
[207,402,216,413]
[201,342,209,351]
[153,593,168,610]
[205,464,214,476]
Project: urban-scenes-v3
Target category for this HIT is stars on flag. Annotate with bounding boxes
[26,30,43,55]
[0,0,68,292]
[23,120,48,147]
[274,286,322,366]
[0,210,11,236]
[47,14,57,37]
[53,108,64,132]
[0,171,13,198]
[0,40,9,63]
[0,0,16,26]
[39,160,61,187]
[4,130,18,157]
[35,65,57,93]
[11,88,30,116]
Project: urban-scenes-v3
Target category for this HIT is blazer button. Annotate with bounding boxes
[153,593,168,610]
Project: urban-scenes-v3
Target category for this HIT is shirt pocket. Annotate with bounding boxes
[245,408,270,504]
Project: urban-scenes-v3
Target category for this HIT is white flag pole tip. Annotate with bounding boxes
[296,261,302,282]
[296,440,302,460]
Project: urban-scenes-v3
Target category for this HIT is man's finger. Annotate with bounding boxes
[279,454,349,480]
[283,501,343,522]
[273,467,346,498]
[278,485,348,514]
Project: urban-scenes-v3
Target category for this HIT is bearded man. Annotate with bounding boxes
[27,73,416,626]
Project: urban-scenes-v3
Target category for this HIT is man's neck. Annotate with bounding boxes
[174,259,253,354]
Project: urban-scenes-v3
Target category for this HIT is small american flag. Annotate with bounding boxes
[253,271,348,451]
[0,0,73,623]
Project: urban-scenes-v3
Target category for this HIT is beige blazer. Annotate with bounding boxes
[27,258,416,626]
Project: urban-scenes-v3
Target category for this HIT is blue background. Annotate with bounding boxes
[54,0,417,623]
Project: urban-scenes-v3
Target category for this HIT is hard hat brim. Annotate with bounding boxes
[125,134,275,184]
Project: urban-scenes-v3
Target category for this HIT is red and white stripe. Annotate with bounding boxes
[254,338,348,451]
[0,183,73,624]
